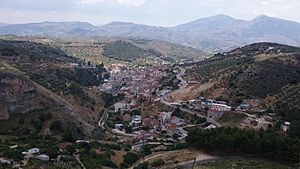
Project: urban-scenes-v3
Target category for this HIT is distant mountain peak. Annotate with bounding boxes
[207,14,235,20]
[253,15,274,21]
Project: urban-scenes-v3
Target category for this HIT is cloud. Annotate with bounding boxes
[117,0,146,7]
[76,0,146,7]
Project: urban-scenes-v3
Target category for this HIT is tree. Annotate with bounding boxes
[151,159,165,167]
[63,131,75,142]
[18,118,24,125]
[31,119,43,130]
[133,162,149,169]
[50,120,63,132]
[123,152,139,165]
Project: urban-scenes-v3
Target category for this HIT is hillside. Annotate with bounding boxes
[175,43,300,111]
[0,36,208,66]
[0,39,107,138]
[1,15,300,51]
[102,40,158,61]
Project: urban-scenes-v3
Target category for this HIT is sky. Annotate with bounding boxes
[0,0,299,26]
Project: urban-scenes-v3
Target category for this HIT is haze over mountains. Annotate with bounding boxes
[1,14,300,51]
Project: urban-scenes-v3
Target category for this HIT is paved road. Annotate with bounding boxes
[177,67,188,89]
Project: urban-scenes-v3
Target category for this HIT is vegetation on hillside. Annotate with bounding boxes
[187,127,300,163]
[103,40,160,61]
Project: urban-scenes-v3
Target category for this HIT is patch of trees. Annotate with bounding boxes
[30,112,52,130]
[158,73,180,90]
[234,59,300,99]
[133,162,149,169]
[101,93,125,108]
[276,103,300,138]
[186,127,300,163]
[120,152,139,168]
[103,41,151,61]
[151,159,165,167]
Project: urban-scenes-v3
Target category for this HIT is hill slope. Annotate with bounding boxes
[178,42,300,110]
[0,39,107,137]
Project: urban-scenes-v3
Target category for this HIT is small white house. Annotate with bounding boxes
[130,115,142,126]
[0,159,12,165]
[36,154,50,161]
[114,102,131,113]
[282,121,291,132]
[115,124,124,130]
[28,148,40,154]
[10,145,18,149]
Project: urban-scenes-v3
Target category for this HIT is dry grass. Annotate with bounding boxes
[111,150,127,167]
[168,82,215,101]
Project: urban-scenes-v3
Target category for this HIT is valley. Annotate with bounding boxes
[0,34,299,169]
[1,10,300,169]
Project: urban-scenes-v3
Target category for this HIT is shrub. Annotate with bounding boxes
[123,152,139,165]
[151,159,165,167]
[133,162,149,169]
[31,119,43,130]
[50,120,63,132]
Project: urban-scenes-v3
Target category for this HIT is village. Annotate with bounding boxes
[0,63,292,168]
[95,64,289,158]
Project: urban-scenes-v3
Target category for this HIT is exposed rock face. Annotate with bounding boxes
[0,72,51,120]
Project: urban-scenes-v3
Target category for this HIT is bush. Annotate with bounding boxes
[151,159,165,167]
[31,119,43,130]
[123,152,139,165]
[50,120,63,132]
[134,162,149,169]
[63,131,75,142]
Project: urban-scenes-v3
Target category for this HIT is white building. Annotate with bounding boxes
[211,103,232,111]
[10,145,18,149]
[114,102,131,113]
[29,148,39,154]
[36,154,50,161]
[130,115,142,126]
[282,122,291,132]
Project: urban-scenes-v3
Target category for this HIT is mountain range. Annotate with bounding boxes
[1,14,300,51]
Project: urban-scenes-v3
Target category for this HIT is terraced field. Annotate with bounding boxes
[266,84,300,110]
[188,57,251,82]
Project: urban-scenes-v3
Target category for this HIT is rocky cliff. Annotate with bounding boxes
[0,72,52,120]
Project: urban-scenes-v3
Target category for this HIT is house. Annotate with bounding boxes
[201,101,213,108]
[239,104,251,111]
[76,140,90,143]
[114,102,131,113]
[171,116,186,126]
[281,122,290,132]
[10,145,18,149]
[115,124,124,130]
[211,103,232,111]
[130,115,142,126]
[22,148,40,155]
[166,124,177,137]
[131,144,143,152]
[0,159,12,165]
[158,112,173,125]
[205,124,217,130]
[36,154,50,161]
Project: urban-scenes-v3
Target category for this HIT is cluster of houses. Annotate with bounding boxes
[170,96,253,121]
[21,147,50,161]
[99,65,168,98]
[0,146,50,168]
[112,110,187,147]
